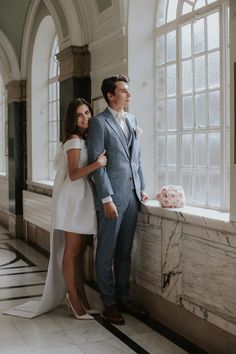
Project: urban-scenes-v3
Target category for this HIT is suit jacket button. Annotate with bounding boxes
[129,177,132,180]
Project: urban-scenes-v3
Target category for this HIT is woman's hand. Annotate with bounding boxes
[97,150,107,167]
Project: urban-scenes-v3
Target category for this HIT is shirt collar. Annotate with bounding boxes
[108,106,125,119]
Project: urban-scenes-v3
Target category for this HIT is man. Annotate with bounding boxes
[87,75,149,325]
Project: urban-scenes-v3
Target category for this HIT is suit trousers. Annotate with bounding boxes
[96,190,139,306]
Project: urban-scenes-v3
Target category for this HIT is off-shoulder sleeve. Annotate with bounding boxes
[63,138,85,153]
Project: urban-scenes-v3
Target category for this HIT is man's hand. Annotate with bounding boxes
[141,191,150,203]
[103,201,118,218]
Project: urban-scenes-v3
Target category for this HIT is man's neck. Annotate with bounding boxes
[108,104,123,113]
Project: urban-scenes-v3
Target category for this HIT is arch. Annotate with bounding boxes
[21,0,87,78]
[0,30,20,83]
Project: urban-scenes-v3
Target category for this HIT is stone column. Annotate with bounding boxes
[56,45,91,140]
[6,80,26,237]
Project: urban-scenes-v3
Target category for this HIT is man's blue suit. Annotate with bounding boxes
[87,107,145,306]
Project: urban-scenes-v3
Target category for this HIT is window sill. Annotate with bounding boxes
[26,180,53,197]
[141,200,234,233]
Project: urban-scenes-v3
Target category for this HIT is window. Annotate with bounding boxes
[31,16,59,184]
[155,0,229,210]
[0,74,6,175]
[48,36,60,180]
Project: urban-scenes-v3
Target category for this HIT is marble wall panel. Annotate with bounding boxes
[131,220,162,294]
[161,219,182,304]
[182,234,236,325]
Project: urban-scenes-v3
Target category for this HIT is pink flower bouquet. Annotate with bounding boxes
[156,185,185,208]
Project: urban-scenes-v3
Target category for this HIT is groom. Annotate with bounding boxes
[87,74,149,325]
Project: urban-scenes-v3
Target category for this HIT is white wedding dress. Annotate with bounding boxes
[4,138,97,318]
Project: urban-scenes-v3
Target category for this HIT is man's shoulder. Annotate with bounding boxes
[126,112,136,127]
[94,107,109,119]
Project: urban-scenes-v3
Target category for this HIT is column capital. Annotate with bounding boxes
[56,45,90,81]
[6,80,26,103]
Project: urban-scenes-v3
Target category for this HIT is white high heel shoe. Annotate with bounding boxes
[66,294,94,320]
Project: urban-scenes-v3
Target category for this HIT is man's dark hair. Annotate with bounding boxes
[101,74,129,104]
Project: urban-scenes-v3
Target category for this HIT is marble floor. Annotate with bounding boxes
[0,225,204,354]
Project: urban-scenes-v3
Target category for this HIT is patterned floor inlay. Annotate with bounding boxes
[0,228,206,354]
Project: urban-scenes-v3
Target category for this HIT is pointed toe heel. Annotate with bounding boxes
[66,294,94,320]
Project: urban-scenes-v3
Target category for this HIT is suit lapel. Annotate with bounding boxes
[104,109,130,158]
[125,117,135,158]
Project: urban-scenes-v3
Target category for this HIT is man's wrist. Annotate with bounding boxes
[102,196,113,204]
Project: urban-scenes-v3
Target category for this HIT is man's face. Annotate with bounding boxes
[109,81,131,109]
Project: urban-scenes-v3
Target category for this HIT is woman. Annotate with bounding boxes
[4,98,106,319]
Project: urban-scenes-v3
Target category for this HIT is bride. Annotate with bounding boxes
[4,98,107,319]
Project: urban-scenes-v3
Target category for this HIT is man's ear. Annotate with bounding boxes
[107,92,113,101]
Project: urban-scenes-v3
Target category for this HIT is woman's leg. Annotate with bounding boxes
[76,236,91,309]
[62,232,86,315]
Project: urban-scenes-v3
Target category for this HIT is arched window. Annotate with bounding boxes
[48,36,60,180]
[0,74,7,175]
[155,0,229,210]
[31,16,59,184]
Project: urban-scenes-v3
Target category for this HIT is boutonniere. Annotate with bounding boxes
[133,126,143,139]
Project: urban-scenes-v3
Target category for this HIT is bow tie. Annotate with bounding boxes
[117,112,127,120]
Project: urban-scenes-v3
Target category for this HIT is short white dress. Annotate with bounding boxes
[4,138,97,318]
[53,138,97,234]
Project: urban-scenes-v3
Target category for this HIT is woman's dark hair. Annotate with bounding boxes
[101,74,129,104]
[63,98,93,142]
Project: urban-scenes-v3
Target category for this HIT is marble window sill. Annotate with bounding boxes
[141,200,236,233]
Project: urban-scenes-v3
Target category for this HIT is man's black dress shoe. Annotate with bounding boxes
[103,304,125,325]
[118,300,149,319]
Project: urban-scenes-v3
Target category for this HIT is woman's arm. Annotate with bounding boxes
[67,148,106,181]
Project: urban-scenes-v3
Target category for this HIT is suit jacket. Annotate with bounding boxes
[87,107,145,212]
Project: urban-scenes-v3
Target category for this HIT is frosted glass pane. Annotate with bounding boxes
[167,0,178,22]
[209,91,220,126]
[49,103,53,122]
[52,121,57,142]
[182,2,192,15]
[167,65,176,97]
[156,36,165,65]
[167,98,176,130]
[195,93,206,127]
[157,68,165,99]
[196,133,207,167]
[167,135,176,165]
[52,101,57,120]
[182,134,192,166]
[207,0,217,4]
[208,51,220,89]
[49,85,53,101]
[182,60,193,94]
[194,55,206,91]
[167,170,177,185]
[157,100,166,131]
[194,0,206,10]
[194,18,205,54]
[207,12,219,50]
[181,24,191,58]
[156,0,168,27]
[193,171,206,205]
[158,170,166,190]
[181,169,192,201]
[208,133,220,167]
[49,122,53,141]
[167,31,176,62]
[209,171,221,207]
[157,136,166,165]
[183,96,194,129]
[49,142,56,160]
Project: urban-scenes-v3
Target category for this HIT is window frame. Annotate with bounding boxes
[155,0,229,211]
